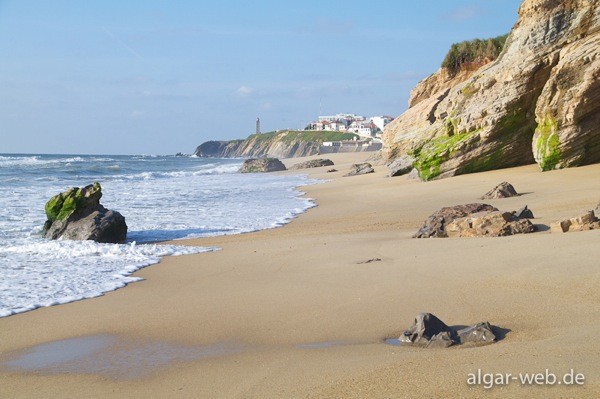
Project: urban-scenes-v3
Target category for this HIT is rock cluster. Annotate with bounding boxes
[239,158,287,173]
[43,182,127,244]
[344,163,375,177]
[446,211,536,238]
[481,182,519,199]
[413,203,498,238]
[551,211,600,232]
[414,203,535,238]
[383,0,600,180]
[398,313,497,348]
[289,159,334,170]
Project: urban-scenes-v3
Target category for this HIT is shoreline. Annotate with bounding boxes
[1,152,600,398]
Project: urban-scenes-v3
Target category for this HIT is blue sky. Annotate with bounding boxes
[0,0,522,155]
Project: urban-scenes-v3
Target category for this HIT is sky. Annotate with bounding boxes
[0,0,523,155]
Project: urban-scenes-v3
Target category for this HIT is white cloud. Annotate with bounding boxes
[236,86,254,97]
[444,5,484,22]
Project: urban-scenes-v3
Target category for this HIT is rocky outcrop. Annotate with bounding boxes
[413,203,498,238]
[445,211,536,237]
[386,155,415,177]
[398,313,497,348]
[383,0,600,180]
[514,205,535,219]
[289,159,334,170]
[481,182,519,199]
[239,158,287,173]
[194,140,245,158]
[344,163,375,177]
[551,210,600,232]
[43,183,127,243]
[399,313,455,348]
[194,130,358,159]
[456,322,497,344]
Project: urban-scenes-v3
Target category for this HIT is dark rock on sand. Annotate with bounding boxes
[43,182,127,243]
[290,159,334,170]
[481,182,519,199]
[326,169,338,173]
[456,322,496,344]
[240,158,287,173]
[514,205,534,219]
[387,155,414,177]
[344,163,374,177]
[398,313,455,348]
[398,313,497,348]
[413,203,497,238]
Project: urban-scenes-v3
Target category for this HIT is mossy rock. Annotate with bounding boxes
[534,115,561,171]
[44,182,103,224]
[410,130,475,181]
[240,158,287,173]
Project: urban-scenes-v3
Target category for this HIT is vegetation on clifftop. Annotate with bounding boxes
[247,130,358,144]
[442,34,508,77]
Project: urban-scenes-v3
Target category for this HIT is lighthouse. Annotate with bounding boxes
[256,117,261,135]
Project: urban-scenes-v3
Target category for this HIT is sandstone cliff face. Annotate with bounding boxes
[383,0,600,180]
[408,66,483,108]
[195,131,355,159]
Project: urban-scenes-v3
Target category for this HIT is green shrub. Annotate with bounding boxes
[442,34,508,77]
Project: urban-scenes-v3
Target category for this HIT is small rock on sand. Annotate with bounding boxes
[481,182,519,199]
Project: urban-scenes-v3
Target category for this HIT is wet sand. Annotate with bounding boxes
[1,152,599,398]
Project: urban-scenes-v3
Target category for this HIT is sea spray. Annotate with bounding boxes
[0,154,318,317]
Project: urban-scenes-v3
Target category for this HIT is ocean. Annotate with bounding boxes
[0,154,317,317]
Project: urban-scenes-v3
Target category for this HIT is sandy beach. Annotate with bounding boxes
[1,151,599,398]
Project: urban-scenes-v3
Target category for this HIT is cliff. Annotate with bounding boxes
[383,0,600,180]
[194,130,358,158]
[409,35,508,108]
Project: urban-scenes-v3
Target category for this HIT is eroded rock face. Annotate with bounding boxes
[408,67,485,109]
[413,203,498,238]
[387,155,415,177]
[551,210,600,232]
[383,0,600,180]
[43,183,127,243]
[481,182,519,199]
[289,159,334,170]
[445,211,536,237]
[239,158,287,173]
[344,163,375,177]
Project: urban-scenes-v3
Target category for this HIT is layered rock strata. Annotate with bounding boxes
[383,0,600,180]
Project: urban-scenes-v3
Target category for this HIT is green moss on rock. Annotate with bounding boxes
[44,182,102,223]
[534,115,560,171]
[410,130,474,181]
[460,82,479,98]
[444,117,461,136]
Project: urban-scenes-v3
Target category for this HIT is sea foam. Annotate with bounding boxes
[0,154,318,317]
